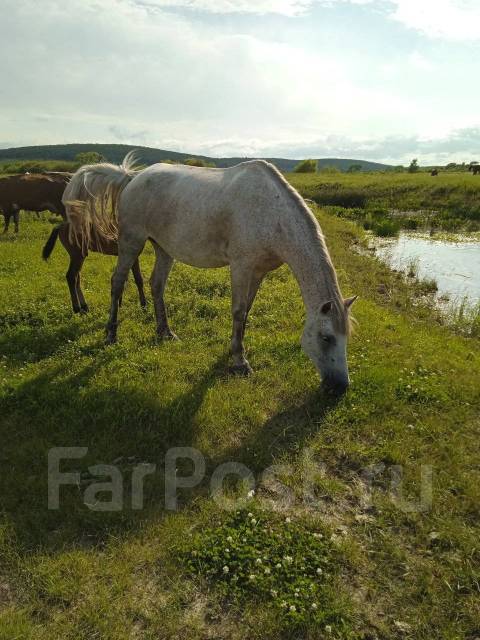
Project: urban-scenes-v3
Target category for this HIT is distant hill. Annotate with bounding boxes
[0,143,391,172]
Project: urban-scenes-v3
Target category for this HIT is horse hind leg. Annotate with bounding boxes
[75,259,89,313]
[131,257,147,308]
[150,242,176,339]
[66,256,82,314]
[106,235,146,344]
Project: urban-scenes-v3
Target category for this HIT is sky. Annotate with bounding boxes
[0,0,479,164]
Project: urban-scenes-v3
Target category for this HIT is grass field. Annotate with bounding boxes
[289,171,480,234]
[0,206,479,639]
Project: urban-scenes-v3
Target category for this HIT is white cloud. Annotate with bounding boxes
[392,0,480,41]
[135,0,313,15]
[408,51,434,71]
[1,0,479,164]
[140,0,480,40]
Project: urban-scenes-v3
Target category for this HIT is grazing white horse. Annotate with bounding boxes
[64,154,356,392]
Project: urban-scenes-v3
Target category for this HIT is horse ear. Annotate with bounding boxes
[321,300,333,314]
[344,295,358,310]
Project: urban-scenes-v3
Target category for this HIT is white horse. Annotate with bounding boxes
[64,154,357,392]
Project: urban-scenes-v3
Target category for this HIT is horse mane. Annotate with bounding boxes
[254,160,352,336]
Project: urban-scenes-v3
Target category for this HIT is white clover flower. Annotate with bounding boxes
[242,537,247,542]
[225,548,230,553]
[255,558,263,565]
[325,625,332,634]
[271,589,278,597]
[316,568,323,575]
[285,517,291,523]
[264,567,271,574]
[251,518,257,525]
[249,574,256,580]
[311,603,318,610]
[226,536,233,543]
[313,532,323,539]
[275,563,282,569]
[248,512,253,517]
[223,565,229,574]
[280,601,287,608]
[247,489,255,498]
[284,555,293,564]
[289,605,296,612]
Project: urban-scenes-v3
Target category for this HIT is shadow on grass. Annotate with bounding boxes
[0,344,340,554]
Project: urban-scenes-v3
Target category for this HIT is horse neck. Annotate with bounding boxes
[279,207,343,315]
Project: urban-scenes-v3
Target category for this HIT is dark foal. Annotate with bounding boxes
[42,223,146,313]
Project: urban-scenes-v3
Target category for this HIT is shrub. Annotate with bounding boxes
[293,159,318,173]
[319,165,340,175]
[371,218,400,237]
[74,151,105,165]
[408,158,419,174]
[314,187,367,209]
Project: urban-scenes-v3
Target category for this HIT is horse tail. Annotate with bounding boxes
[42,225,61,260]
[63,151,139,250]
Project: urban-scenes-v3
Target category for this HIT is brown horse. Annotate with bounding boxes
[42,223,146,313]
[0,172,69,233]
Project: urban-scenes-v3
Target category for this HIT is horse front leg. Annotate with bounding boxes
[150,242,176,339]
[3,211,11,234]
[229,264,265,376]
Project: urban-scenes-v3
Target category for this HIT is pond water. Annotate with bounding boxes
[373,233,480,304]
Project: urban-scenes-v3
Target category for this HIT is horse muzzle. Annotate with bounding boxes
[322,374,350,396]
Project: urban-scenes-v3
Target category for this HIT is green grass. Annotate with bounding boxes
[289,171,480,233]
[0,209,479,639]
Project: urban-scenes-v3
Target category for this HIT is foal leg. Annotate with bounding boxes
[131,258,147,308]
[106,235,146,344]
[229,263,264,376]
[75,258,89,313]
[150,242,176,339]
[13,210,20,233]
[66,256,82,313]
[58,225,84,314]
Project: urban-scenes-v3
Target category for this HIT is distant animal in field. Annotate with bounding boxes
[468,164,480,175]
[430,169,438,176]
[42,223,146,314]
[64,154,357,393]
[0,172,70,233]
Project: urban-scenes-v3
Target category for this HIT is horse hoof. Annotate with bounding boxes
[80,304,90,314]
[105,333,117,345]
[229,363,253,377]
